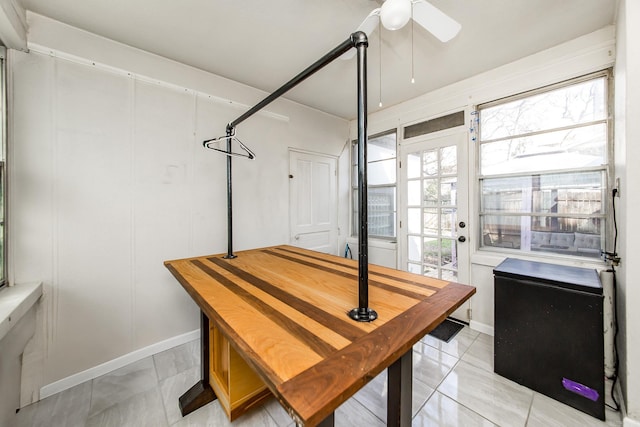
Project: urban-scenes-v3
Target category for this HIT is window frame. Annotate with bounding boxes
[0,46,6,288]
[475,69,613,261]
[351,129,398,241]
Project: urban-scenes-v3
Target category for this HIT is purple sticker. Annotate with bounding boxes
[562,378,600,402]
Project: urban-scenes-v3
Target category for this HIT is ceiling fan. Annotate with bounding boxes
[342,0,461,59]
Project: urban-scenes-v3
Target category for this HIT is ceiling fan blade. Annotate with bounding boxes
[340,8,381,60]
[412,0,461,42]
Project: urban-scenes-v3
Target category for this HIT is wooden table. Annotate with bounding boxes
[165,245,475,426]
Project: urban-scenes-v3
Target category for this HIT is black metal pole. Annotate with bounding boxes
[348,32,377,322]
[224,126,236,259]
[218,32,376,322]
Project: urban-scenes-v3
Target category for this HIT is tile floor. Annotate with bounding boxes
[12,326,622,427]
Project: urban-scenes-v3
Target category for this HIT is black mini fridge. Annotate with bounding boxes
[494,258,604,420]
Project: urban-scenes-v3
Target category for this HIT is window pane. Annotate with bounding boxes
[480,77,606,140]
[440,146,457,174]
[423,150,438,176]
[352,142,358,165]
[442,238,458,268]
[407,153,421,179]
[481,172,604,215]
[408,263,421,274]
[424,237,439,266]
[368,133,396,162]
[441,269,458,281]
[424,179,438,206]
[408,235,422,262]
[423,265,438,279]
[353,188,397,238]
[480,124,607,175]
[368,187,396,237]
[441,208,457,236]
[369,212,396,237]
[441,178,457,206]
[408,180,421,206]
[352,189,358,235]
[481,215,603,257]
[423,208,438,235]
[408,208,420,234]
[368,158,396,185]
[481,216,522,249]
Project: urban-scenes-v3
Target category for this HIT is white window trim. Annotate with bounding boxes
[350,129,398,241]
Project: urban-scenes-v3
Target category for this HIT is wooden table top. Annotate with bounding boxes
[165,245,475,426]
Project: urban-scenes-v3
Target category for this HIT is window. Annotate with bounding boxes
[0,47,6,287]
[352,130,397,239]
[478,71,611,259]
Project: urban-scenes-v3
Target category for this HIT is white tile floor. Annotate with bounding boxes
[12,326,622,427]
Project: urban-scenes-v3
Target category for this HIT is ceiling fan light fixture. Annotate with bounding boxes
[380,0,412,31]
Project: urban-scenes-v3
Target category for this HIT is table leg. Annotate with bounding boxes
[179,310,217,416]
[387,349,412,426]
[317,412,335,427]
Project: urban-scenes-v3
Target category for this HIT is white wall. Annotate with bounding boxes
[614,0,640,423]
[353,25,616,334]
[9,13,349,398]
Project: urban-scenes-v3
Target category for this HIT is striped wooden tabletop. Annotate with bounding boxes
[165,245,475,425]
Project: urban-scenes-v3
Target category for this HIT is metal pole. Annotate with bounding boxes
[224,126,236,259]
[219,32,377,322]
[348,32,377,322]
[221,32,363,260]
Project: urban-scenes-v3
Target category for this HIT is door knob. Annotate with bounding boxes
[458,236,466,243]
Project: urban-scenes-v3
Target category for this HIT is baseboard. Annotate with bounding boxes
[40,329,199,399]
[469,320,494,336]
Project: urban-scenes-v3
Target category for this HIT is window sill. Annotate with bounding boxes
[0,282,43,342]
[471,248,608,270]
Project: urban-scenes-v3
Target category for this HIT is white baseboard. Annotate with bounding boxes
[40,329,199,399]
[469,320,494,336]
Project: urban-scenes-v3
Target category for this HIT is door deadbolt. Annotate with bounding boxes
[459,221,466,228]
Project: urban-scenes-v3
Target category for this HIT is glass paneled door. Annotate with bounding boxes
[400,128,470,319]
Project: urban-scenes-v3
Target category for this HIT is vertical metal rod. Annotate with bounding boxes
[200,310,210,381]
[357,41,369,309]
[224,126,237,259]
[225,127,233,257]
[349,32,377,322]
[178,310,216,416]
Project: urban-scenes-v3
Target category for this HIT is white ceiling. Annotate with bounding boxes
[19,0,617,119]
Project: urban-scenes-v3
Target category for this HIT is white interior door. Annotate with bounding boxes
[400,128,471,321]
[289,150,338,254]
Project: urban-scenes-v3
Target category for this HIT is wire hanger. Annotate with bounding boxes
[202,128,255,159]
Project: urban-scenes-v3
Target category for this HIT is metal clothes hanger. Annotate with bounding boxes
[202,128,255,159]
